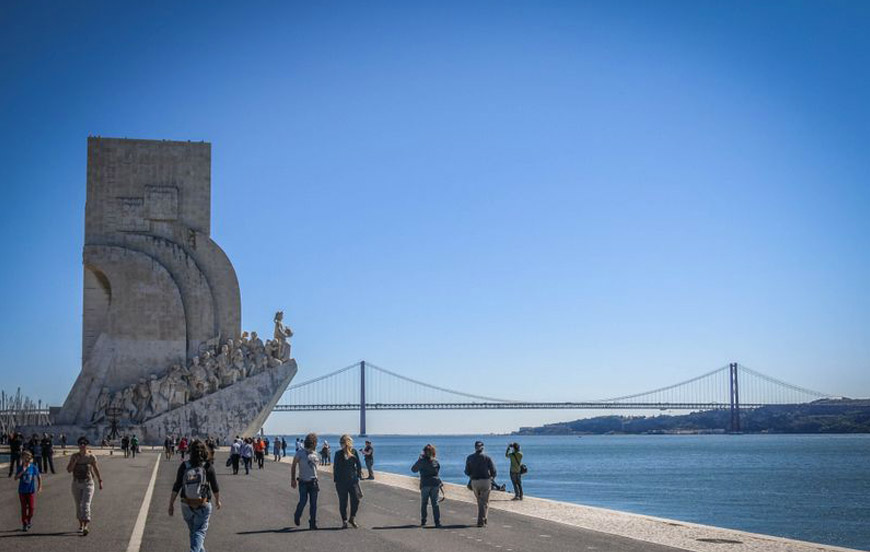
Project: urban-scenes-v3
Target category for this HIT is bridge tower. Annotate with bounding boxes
[729,362,741,433]
[360,361,367,436]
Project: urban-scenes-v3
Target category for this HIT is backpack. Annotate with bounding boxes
[182,461,209,500]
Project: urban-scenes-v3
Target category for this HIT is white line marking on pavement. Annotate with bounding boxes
[126,454,161,552]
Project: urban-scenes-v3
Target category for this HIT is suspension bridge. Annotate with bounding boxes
[274,361,839,434]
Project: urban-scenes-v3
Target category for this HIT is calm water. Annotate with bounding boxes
[289,434,870,550]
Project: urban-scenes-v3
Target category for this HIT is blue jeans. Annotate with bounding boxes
[181,502,212,552]
[420,485,440,524]
[294,479,319,526]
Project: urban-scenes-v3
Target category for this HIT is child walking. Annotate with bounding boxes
[14,451,42,531]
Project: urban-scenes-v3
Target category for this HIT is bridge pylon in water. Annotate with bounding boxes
[729,362,741,433]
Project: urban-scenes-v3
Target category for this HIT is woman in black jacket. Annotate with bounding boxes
[411,444,442,527]
[333,433,363,528]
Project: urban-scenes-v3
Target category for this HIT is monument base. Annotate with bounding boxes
[23,359,297,445]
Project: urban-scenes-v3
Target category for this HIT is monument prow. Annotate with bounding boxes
[26,137,297,443]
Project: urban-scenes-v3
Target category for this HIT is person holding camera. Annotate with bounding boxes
[506,442,524,500]
[411,444,443,527]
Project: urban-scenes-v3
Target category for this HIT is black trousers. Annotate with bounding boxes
[335,481,360,521]
[231,454,240,474]
[41,453,55,474]
[7,453,20,476]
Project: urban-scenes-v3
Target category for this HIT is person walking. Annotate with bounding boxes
[241,438,254,475]
[333,434,363,528]
[164,436,173,460]
[465,441,496,527]
[230,438,242,475]
[254,438,265,469]
[28,434,43,474]
[60,433,67,450]
[291,433,320,529]
[169,440,221,552]
[281,437,287,458]
[411,444,442,527]
[178,437,189,460]
[67,436,103,535]
[273,437,282,462]
[122,435,131,459]
[362,440,375,480]
[130,434,139,458]
[320,440,331,466]
[40,433,56,474]
[7,432,24,477]
[14,450,42,531]
[506,442,524,500]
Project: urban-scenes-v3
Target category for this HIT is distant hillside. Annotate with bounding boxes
[513,399,870,435]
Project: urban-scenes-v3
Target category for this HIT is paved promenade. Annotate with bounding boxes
[0,452,861,552]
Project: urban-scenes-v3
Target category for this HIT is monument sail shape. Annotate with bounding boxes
[49,137,297,442]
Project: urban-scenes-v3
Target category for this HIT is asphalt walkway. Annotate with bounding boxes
[2,451,687,552]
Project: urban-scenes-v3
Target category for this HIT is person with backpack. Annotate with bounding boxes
[291,433,320,529]
[67,436,103,535]
[168,440,221,552]
[130,434,139,458]
[506,442,525,500]
[465,440,496,527]
[411,444,442,527]
[254,438,265,469]
[14,450,42,531]
[178,437,189,459]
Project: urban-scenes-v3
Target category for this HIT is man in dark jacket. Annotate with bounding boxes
[464,441,496,527]
[7,433,24,477]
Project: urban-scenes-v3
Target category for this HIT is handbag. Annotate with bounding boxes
[519,463,528,475]
[353,481,364,500]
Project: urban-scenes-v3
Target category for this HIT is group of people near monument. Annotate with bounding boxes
[5,432,60,477]
[227,435,289,474]
[91,312,293,426]
[6,431,526,550]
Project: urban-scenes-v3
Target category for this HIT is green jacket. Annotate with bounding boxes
[506,450,523,473]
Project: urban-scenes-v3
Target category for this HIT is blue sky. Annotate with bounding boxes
[1,1,868,434]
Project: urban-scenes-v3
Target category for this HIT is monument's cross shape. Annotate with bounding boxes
[49,137,297,443]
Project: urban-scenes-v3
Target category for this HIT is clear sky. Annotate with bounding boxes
[1,1,868,434]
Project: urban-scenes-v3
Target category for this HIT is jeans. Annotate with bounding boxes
[294,479,319,526]
[420,485,440,524]
[19,492,35,524]
[72,479,95,522]
[243,457,252,474]
[470,479,491,524]
[230,454,240,474]
[335,481,360,521]
[365,457,374,479]
[510,472,523,498]
[181,501,212,552]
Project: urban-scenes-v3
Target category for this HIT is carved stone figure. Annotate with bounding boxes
[217,344,235,387]
[231,346,247,378]
[162,364,189,409]
[273,311,293,360]
[202,351,220,393]
[149,373,168,415]
[91,387,111,423]
[188,355,208,399]
[133,378,151,422]
[122,385,137,419]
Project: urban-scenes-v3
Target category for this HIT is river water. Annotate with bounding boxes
[290,433,870,550]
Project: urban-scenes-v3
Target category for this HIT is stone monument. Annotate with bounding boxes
[42,137,297,442]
